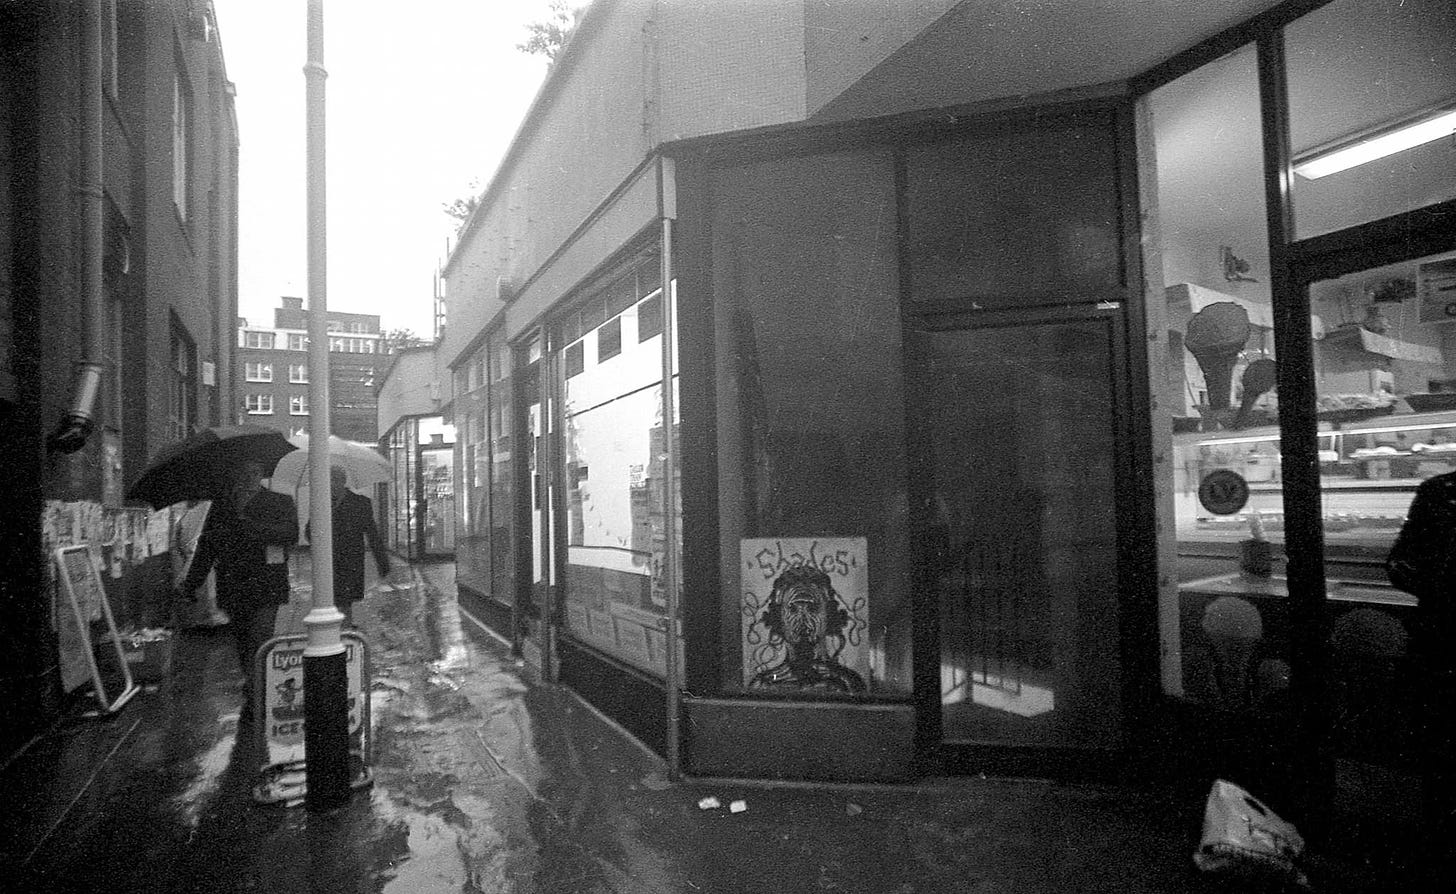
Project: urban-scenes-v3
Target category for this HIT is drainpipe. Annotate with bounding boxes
[658,156,681,779]
[49,0,105,454]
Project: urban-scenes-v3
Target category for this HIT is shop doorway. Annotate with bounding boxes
[908,303,1138,775]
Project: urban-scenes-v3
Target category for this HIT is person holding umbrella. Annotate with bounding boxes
[305,465,391,628]
[178,459,298,724]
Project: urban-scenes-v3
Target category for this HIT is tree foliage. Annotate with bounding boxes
[518,0,581,61]
[380,328,426,354]
[442,194,478,223]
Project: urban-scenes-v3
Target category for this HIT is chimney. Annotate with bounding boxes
[281,296,304,311]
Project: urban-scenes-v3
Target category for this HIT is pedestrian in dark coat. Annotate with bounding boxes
[180,459,298,722]
[306,465,391,627]
[1386,469,1456,868]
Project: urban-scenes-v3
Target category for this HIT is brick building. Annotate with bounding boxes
[1,0,238,758]
[236,295,388,443]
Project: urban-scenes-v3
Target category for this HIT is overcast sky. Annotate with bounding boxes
[212,0,563,337]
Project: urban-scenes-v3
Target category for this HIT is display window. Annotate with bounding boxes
[558,253,681,678]
[1141,0,1456,803]
[711,149,911,697]
[455,343,491,595]
[486,328,516,610]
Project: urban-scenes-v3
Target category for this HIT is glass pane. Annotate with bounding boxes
[562,288,680,678]
[422,446,455,553]
[1286,0,1456,240]
[916,319,1122,750]
[902,121,1121,310]
[711,149,909,696]
[1141,44,1285,715]
[1310,253,1455,780]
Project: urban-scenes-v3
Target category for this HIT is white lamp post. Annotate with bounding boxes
[302,0,350,811]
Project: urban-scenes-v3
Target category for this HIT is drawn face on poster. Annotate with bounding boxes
[741,537,869,694]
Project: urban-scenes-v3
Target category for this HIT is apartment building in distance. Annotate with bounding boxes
[236,296,387,442]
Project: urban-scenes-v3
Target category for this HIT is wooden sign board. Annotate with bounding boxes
[53,546,139,716]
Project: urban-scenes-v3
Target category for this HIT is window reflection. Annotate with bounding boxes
[1286,0,1456,239]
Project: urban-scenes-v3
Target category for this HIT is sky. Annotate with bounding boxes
[212,0,565,338]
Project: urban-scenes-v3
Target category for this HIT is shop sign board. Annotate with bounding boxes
[1417,256,1456,324]
[740,537,871,694]
[255,633,369,761]
[52,546,139,715]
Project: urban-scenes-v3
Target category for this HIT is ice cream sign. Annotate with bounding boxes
[257,633,368,754]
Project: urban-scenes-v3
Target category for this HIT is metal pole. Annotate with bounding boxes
[302,0,350,811]
[658,157,681,779]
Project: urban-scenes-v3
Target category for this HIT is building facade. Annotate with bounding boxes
[1,0,238,759]
[438,0,1454,840]
[376,345,456,561]
[235,295,387,443]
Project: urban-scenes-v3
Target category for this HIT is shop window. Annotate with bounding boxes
[487,329,515,601]
[711,149,908,696]
[1142,43,1275,707]
[1286,0,1456,240]
[561,267,679,678]
[902,119,1121,311]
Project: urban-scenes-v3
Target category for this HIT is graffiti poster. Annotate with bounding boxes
[741,537,870,693]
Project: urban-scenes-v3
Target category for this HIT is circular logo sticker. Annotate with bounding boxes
[1198,469,1250,516]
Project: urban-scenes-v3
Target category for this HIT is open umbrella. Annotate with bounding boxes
[127,424,298,509]
[268,433,391,497]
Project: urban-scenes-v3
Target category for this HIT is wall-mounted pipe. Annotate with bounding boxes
[49,0,106,454]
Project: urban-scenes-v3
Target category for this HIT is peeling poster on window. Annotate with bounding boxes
[741,537,870,694]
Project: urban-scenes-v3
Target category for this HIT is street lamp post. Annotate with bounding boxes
[302,0,350,811]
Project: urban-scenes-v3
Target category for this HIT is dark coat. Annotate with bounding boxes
[1387,470,1456,657]
[306,490,390,603]
[184,488,298,615]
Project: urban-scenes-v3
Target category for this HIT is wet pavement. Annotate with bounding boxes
[0,557,1427,893]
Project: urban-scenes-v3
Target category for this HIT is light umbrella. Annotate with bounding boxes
[268,433,391,496]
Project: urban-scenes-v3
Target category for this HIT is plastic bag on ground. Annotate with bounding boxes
[1192,779,1309,888]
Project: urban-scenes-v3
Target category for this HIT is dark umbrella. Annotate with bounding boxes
[127,424,298,509]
